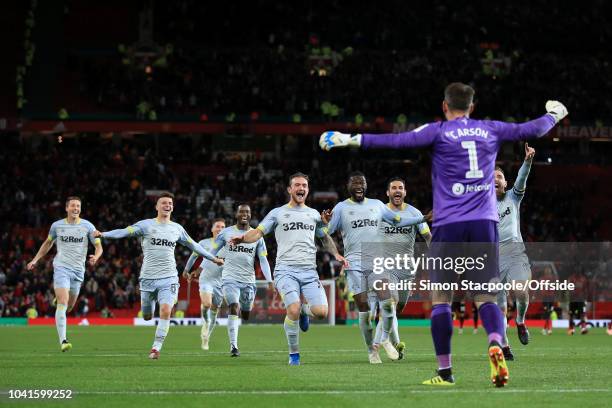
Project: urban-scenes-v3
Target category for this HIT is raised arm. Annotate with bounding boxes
[492,115,554,142]
[494,101,567,143]
[514,160,532,193]
[319,122,438,151]
[515,143,535,192]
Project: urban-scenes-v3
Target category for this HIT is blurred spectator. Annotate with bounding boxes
[54,1,612,122]
[25,303,38,318]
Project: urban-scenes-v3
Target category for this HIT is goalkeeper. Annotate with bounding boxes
[320,83,567,387]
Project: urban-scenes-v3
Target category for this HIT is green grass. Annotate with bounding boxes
[0,325,610,407]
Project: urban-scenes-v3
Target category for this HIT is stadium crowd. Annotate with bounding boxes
[63,1,612,122]
[6,0,612,315]
[0,134,608,317]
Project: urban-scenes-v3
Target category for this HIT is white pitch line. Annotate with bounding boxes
[400,389,612,394]
[65,389,612,396]
[29,350,569,358]
[76,390,398,395]
[32,349,366,357]
[2,389,611,397]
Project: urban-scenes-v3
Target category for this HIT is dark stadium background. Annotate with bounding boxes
[1,0,611,322]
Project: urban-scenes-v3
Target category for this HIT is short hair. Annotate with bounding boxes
[387,176,406,190]
[494,166,505,176]
[65,196,81,205]
[156,191,175,201]
[288,172,309,186]
[347,171,366,182]
[212,218,226,225]
[236,203,251,211]
[444,82,475,111]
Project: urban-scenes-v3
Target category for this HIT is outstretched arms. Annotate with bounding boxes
[495,101,568,142]
[320,101,568,148]
[319,122,438,151]
[97,224,142,239]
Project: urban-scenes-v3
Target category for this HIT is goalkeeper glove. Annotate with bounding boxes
[545,100,568,124]
[319,131,362,151]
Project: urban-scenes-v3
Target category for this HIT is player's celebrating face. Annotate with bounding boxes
[66,197,81,220]
[156,195,174,218]
[348,174,367,202]
[212,219,226,235]
[236,204,251,227]
[287,174,309,205]
[494,168,508,198]
[386,179,406,208]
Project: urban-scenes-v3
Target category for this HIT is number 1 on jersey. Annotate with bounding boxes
[461,141,484,179]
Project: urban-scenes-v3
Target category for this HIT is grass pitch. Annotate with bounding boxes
[1,325,610,407]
